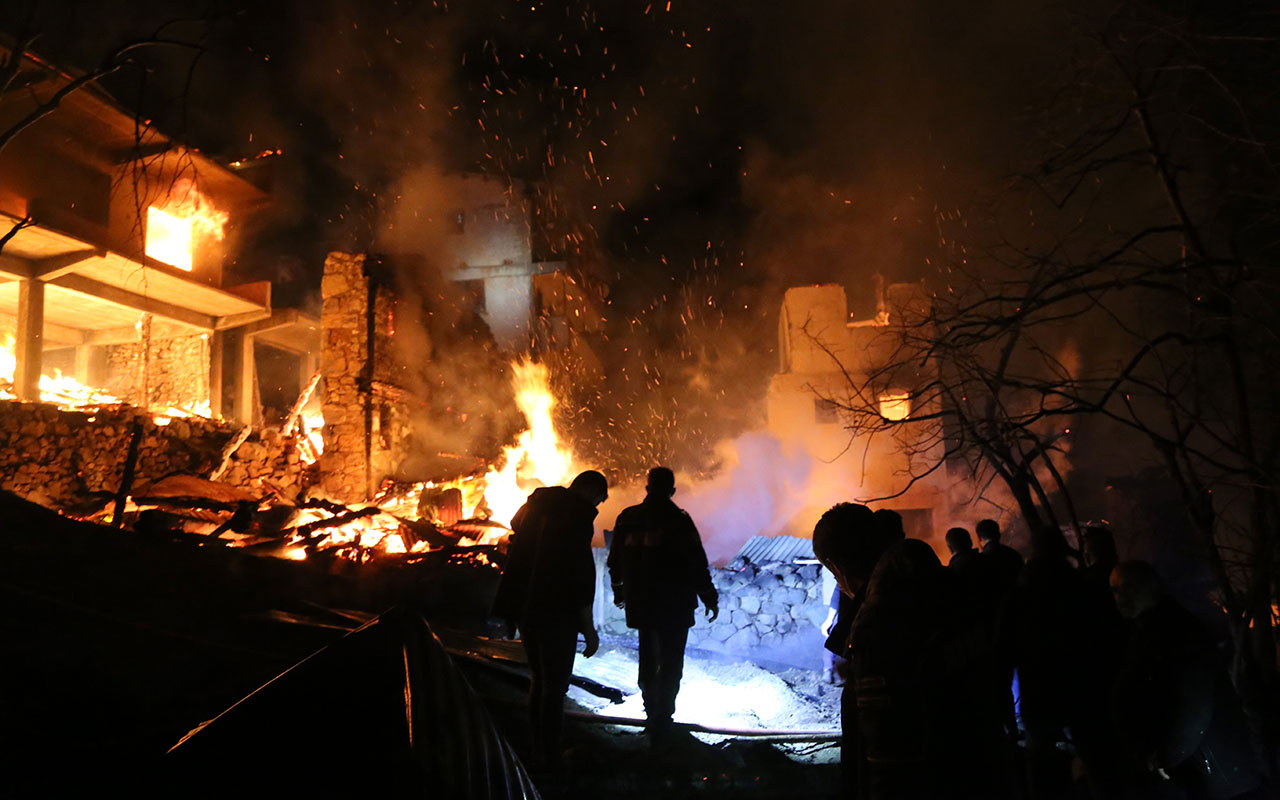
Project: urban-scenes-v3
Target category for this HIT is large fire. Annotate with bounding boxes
[481,359,576,526]
[145,183,228,271]
[0,332,209,423]
[281,358,578,561]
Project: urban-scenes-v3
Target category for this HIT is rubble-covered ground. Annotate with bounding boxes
[462,634,845,799]
[568,636,841,739]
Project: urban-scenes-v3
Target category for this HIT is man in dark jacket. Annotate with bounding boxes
[817,505,1005,799]
[607,467,717,740]
[491,470,608,768]
[976,518,1024,594]
[1111,561,1265,800]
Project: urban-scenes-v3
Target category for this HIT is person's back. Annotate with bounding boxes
[849,538,1005,798]
[608,467,717,741]
[492,485,598,626]
[609,493,713,629]
[491,471,608,770]
[976,518,1022,579]
[945,527,982,593]
[1112,562,1264,799]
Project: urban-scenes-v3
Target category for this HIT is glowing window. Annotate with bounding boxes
[878,392,911,421]
[146,206,193,270]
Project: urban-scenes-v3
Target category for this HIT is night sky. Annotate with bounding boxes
[1,0,1070,473]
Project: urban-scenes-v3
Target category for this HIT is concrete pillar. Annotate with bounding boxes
[15,279,44,401]
[233,331,255,425]
[73,345,92,385]
[208,330,224,418]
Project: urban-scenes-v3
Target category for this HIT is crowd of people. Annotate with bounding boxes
[816,503,1269,800]
[490,468,1270,799]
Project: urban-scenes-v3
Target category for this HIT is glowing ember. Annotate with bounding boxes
[482,359,577,526]
[144,183,228,271]
[297,411,325,464]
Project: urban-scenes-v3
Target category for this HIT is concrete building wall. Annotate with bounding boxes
[481,273,533,351]
[766,282,950,543]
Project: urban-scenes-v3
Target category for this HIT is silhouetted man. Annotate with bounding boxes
[816,505,1005,799]
[976,518,1024,594]
[608,467,718,742]
[945,526,979,572]
[1013,526,1122,797]
[492,470,608,768]
[1111,561,1266,800]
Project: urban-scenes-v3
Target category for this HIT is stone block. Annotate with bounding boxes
[761,601,787,616]
[707,623,735,643]
[730,609,751,629]
[755,613,776,628]
[725,627,760,650]
[738,595,760,615]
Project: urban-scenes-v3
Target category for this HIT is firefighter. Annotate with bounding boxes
[491,470,608,769]
[607,466,718,743]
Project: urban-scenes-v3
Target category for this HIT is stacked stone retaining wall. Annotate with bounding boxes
[600,555,830,670]
[0,401,310,508]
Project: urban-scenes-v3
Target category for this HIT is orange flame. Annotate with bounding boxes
[482,360,576,526]
[145,182,228,271]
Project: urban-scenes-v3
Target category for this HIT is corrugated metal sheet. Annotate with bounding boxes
[732,535,815,564]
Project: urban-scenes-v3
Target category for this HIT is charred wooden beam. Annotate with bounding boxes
[111,420,144,527]
[293,506,379,538]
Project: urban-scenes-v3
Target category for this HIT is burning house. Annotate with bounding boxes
[0,47,331,509]
[767,281,950,541]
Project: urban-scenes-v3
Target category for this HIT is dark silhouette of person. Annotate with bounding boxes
[1011,526,1123,798]
[873,507,905,541]
[814,503,892,796]
[973,518,1024,746]
[491,470,608,768]
[607,467,718,742]
[976,518,1024,594]
[1110,561,1266,800]
[816,504,1005,798]
[1081,526,1120,595]
[945,526,980,573]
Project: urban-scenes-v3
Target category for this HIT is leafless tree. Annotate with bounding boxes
[825,0,1280,761]
[0,10,208,255]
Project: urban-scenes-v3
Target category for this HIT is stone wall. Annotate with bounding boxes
[0,401,311,509]
[318,251,415,503]
[103,332,211,411]
[600,556,830,670]
[319,252,371,501]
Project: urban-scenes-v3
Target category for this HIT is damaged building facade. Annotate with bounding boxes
[0,47,320,507]
[767,281,953,540]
